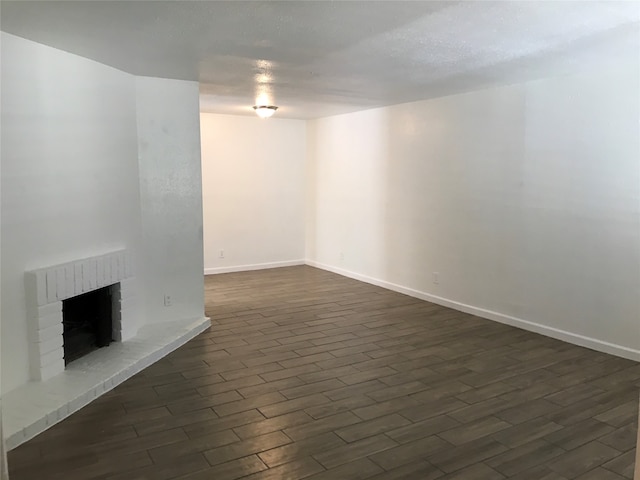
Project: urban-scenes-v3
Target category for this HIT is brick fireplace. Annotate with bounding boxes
[24,250,136,381]
[4,250,208,450]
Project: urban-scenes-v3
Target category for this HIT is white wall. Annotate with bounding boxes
[1,36,207,394]
[136,77,205,323]
[201,113,306,273]
[307,63,640,359]
[1,33,143,393]
[0,44,6,472]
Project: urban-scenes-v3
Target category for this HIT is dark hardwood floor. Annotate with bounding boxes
[7,266,639,479]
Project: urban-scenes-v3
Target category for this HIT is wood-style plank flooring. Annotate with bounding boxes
[7,266,639,479]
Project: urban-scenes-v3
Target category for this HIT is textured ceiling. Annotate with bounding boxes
[2,1,639,119]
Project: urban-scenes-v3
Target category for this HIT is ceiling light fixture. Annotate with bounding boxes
[253,105,278,119]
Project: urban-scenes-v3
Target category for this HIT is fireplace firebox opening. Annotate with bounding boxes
[62,284,116,365]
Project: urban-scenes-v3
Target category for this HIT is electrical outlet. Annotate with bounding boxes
[219,249,225,259]
[433,272,440,285]
[164,294,173,307]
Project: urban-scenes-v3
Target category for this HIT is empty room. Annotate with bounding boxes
[1,1,639,479]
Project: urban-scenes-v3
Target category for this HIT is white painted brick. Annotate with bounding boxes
[40,360,64,381]
[124,251,133,277]
[35,322,64,344]
[46,270,57,303]
[118,253,124,281]
[104,377,115,391]
[110,284,122,302]
[40,348,64,368]
[38,301,62,318]
[90,258,98,289]
[112,322,123,340]
[82,259,97,292]
[87,388,98,402]
[119,277,136,296]
[37,335,63,356]
[65,265,75,298]
[24,419,47,442]
[96,256,105,287]
[38,310,63,331]
[74,264,82,294]
[111,255,119,283]
[119,298,137,315]
[7,430,26,450]
[118,315,132,337]
[57,403,69,421]
[82,260,91,292]
[94,382,106,396]
[28,347,44,378]
[26,309,40,339]
[115,252,122,280]
[112,253,119,280]
[111,254,118,281]
[36,270,48,306]
[69,392,89,414]
[46,411,58,427]
[55,268,66,300]
[104,258,112,286]
[117,252,126,280]
[114,371,126,385]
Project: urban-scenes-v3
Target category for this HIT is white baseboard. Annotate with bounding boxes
[204,259,305,275]
[305,260,640,362]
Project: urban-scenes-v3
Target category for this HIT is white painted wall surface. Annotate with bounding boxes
[136,77,205,323]
[307,63,640,359]
[201,113,306,274]
[1,33,143,393]
[0,33,6,472]
[0,403,5,478]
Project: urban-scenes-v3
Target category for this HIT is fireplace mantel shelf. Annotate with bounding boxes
[2,316,210,450]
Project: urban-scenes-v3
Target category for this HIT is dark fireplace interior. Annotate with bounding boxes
[62,286,113,365]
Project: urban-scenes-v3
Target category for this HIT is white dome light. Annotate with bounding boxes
[253,105,278,118]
